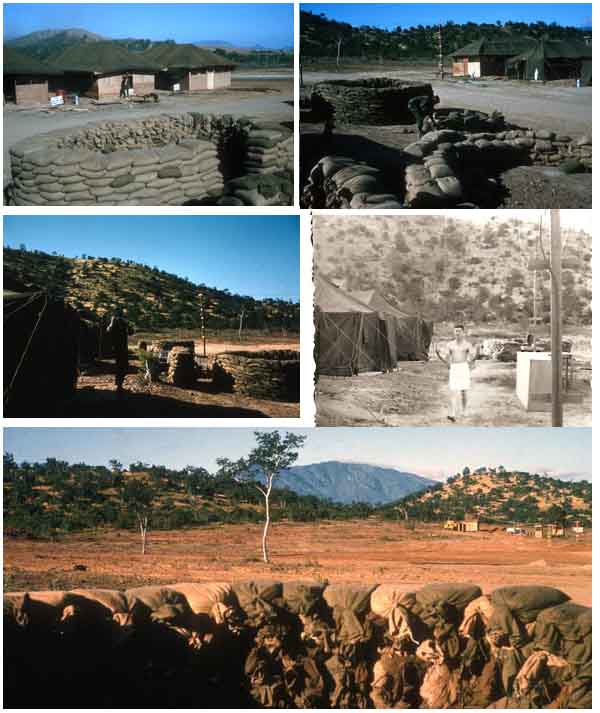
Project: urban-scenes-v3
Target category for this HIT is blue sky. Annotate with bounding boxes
[3,428,591,481]
[3,3,294,48]
[302,3,592,29]
[3,215,299,301]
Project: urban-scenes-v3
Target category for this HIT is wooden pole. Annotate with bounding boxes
[550,209,563,427]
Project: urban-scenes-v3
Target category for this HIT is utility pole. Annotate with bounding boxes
[199,295,207,357]
[550,209,563,427]
[435,24,444,79]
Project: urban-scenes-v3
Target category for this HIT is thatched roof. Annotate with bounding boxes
[3,46,63,76]
[142,42,234,70]
[53,41,160,74]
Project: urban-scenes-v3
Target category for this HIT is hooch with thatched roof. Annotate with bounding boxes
[141,42,235,91]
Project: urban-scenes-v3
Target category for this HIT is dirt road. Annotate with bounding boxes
[304,69,592,136]
[3,77,293,186]
[4,520,591,605]
[316,359,592,427]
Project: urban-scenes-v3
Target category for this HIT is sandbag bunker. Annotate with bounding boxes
[301,127,592,209]
[4,582,590,708]
[7,113,293,206]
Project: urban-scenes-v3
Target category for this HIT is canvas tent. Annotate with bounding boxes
[506,38,592,82]
[315,276,399,376]
[142,43,234,91]
[344,288,434,360]
[53,41,159,98]
[451,36,536,77]
[4,284,80,417]
[3,46,63,104]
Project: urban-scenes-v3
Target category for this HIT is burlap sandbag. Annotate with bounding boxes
[281,582,325,616]
[459,595,495,638]
[371,585,422,645]
[323,584,375,644]
[419,662,460,709]
[124,586,191,622]
[370,652,421,709]
[533,602,591,666]
[4,593,30,628]
[167,582,235,624]
[232,581,283,626]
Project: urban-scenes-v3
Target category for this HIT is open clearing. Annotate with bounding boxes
[3,74,293,188]
[67,333,300,418]
[4,520,591,606]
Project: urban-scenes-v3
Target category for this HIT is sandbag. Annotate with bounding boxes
[124,586,191,622]
[281,582,326,617]
[323,584,375,644]
[533,602,591,666]
[167,582,236,624]
[233,581,283,626]
[419,662,459,709]
[370,652,422,708]
[371,585,422,646]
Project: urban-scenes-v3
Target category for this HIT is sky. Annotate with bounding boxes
[3,427,592,481]
[3,3,294,48]
[3,215,300,301]
[302,3,592,30]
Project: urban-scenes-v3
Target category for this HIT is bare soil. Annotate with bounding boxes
[64,335,300,418]
[315,359,592,427]
[4,520,591,606]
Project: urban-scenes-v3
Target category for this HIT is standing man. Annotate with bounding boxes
[435,325,476,422]
[106,309,133,394]
[407,94,440,138]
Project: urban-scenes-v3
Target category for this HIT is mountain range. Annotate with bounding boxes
[279,461,435,504]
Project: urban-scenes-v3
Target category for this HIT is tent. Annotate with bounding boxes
[3,46,62,103]
[315,276,397,376]
[451,36,537,77]
[344,288,434,360]
[141,43,234,91]
[53,41,160,98]
[4,287,80,417]
[506,38,592,81]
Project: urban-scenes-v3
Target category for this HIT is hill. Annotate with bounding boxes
[5,28,106,59]
[314,215,592,325]
[3,246,299,332]
[300,10,591,61]
[380,467,591,526]
[278,461,435,504]
[2,455,373,539]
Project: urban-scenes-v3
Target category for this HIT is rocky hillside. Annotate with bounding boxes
[314,215,592,325]
[380,467,591,526]
[278,461,435,504]
[4,247,299,332]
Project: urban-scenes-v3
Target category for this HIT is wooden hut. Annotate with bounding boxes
[142,43,234,91]
[3,47,63,104]
[53,41,159,99]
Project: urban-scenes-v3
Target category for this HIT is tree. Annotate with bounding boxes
[122,480,155,554]
[216,431,306,563]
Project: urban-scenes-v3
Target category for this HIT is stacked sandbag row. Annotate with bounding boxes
[243,125,294,176]
[314,79,434,125]
[217,173,293,206]
[301,155,404,209]
[4,582,591,709]
[212,350,300,402]
[167,346,197,387]
[9,135,221,206]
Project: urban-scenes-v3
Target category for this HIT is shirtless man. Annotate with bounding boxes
[435,325,476,422]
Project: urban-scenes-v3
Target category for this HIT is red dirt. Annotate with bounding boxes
[4,520,591,605]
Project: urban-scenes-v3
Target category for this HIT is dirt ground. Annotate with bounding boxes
[301,67,592,208]
[315,358,592,427]
[4,520,591,606]
[3,73,293,187]
[63,334,300,418]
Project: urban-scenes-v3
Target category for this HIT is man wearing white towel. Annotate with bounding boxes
[435,325,476,422]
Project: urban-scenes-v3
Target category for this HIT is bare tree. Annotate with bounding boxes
[238,307,246,342]
[216,431,306,563]
[123,479,155,555]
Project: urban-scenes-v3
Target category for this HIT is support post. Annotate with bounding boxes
[550,210,563,427]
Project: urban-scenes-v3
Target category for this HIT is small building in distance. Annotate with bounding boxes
[53,41,159,99]
[444,515,480,532]
[451,35,592,82]
[142,43,235,91]
[3,47,63,104]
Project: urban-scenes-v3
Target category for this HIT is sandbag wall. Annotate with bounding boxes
[4,582,591,709]
[314,79,434,125]
[213,350,300,402]
[7,113,293,206]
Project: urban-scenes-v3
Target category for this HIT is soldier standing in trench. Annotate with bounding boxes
[106,309,133,394]
[407,94,440,138]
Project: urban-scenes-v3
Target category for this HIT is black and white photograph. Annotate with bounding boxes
[314,210,592,427]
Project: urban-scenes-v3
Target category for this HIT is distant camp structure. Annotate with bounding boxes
[3,47,63,104]
[141,43,234,91]
[314,274,433,376]
[3,40,236,103]
[444,515,480,532]
[451,35,592,83]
